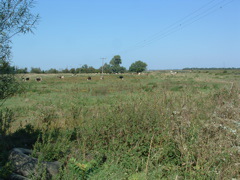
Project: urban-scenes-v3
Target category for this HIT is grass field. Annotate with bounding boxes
[1,70,240,179]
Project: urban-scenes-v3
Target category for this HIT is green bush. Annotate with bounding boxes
[32,129,72,162]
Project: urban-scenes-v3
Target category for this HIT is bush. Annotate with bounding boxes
[0,75,20,102]
[0,108,14,137]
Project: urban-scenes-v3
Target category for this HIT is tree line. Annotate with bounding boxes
[7,55,148,74]
[183,67,240,70]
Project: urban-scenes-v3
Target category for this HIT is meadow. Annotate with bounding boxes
[1,70,240,179]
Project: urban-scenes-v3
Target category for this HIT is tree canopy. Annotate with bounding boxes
[129,60,147,73]
[108,55,126,73]
[110,55,122,66]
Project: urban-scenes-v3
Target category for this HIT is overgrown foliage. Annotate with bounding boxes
[1,71,240,179]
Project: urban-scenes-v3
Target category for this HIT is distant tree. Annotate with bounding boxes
[99,63,111,73]
[80,64,98,73]
[104,63,112,73]
[111,66,126,73]
[82,64,89,69]
[75,68,81,73]
[70,68,76,74]
[30,67,42,74]
[62,68,70,73]
[81,64,88,73]
[16,67,28,74]
[88,66,96,73]
[110,55,122,66]
[109,55,126,73]
[118,66,127,73]
[46,68,58,74]
[129,61,147,73]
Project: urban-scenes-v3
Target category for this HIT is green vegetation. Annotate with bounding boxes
[12,55,150,74]
[129,60,147,73]
[0,70,240,179]
[109,55,126,73]
[0,0,39,122]
[30,67,43,74]
[0,0,39,103]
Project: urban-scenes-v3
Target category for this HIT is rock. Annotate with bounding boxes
[9,148,61,178]
[9,173,29,180]
[44,161,60,177]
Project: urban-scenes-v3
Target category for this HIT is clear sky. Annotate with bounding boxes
[11,0,240,70]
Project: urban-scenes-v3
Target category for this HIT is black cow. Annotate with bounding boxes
[119,76,124,80]
[36,77,42,82]
[87,76,92,80]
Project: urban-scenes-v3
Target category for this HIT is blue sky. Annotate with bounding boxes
[11,0,240,70]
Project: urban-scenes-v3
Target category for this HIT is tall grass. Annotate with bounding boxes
[1,71,240,179]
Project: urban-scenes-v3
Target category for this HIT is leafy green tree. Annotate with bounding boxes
[46,68,58,74]
[70,68,76,74]
[82,64,88,69]
[0,0,39,102]
[79,64,98,73]
[30,67,41,74]
[88,66,96,73]
[81,64,88,73]
[62,68,70,73]
[110,55,122,66]
[109,55,126,73]
[118,66,127,73]
[75,68,81,73]
[129,60,147,73]
[99,63,112,73]
[16,67,28,74]
[111,66,126,73]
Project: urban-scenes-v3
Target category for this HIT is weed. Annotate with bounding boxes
[0,108,14,136]
[32,129,73,162]
[91,86,108,96]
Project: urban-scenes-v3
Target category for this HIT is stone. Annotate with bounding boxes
[9,173,29,180]
[9,148,61,178]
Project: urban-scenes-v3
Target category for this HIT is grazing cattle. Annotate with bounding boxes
[87,76,92,80]
[119,76,124,80]
[36,77,42,82]
[58,76,64,79]
[170,71,177,75]
[100,76,104,80]
[22,77,30,81]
